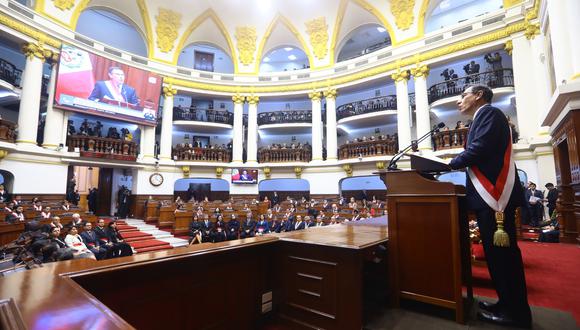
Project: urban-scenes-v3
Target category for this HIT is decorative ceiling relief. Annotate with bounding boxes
[235,26,257,65]
[52,0,75,11]
[390,0,415,30]
[305,17,329,60]
[155,8,181,53]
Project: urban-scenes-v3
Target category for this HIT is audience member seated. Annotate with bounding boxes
[40,206,52,219]
[80,222,108,260]
[0,184,10,203]
[293,215,305,231]
[32,200,42,211]
[240,212,257,239]
[44,226,74,262]
[69,213,84,228]
[189,216,202,244]
[106,221,133,257]
[314,216,326,227]
[256,214,270,236]
[61,200,71,211]
[65,226,96,260]
[50,216,64,230]
[227,214,240,240]
[5,205,25,223]
[538,212,560,243]
[304,216,314,228]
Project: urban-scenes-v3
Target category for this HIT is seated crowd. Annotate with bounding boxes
[176,193,386,244]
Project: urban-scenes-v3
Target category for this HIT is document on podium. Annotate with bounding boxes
[409,153,452,172]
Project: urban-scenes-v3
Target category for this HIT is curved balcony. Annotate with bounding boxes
[258,110,312,125]
[339,137,398,160]
[428,69,514,104]
[258,147,312,163]
[67,135,138,161]
[336,94,416,122]
[0,59,22,87]
[173,108,234,125]
[432,128,469,151]
[0,119,16,143]
[172,144,232,162]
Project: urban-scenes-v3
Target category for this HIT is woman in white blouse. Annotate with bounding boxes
[64,226,96,260]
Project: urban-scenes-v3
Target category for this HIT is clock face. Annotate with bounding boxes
[149,173,164,186]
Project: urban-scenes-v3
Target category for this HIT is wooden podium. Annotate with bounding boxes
[378,170,472,323]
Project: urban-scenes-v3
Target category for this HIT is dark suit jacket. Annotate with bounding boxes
[94,227,109,243]
[546,188,558,208]
[449,104,524,211]
[524,189,543,208]
[88,81,139,105]
[80,230,101,248]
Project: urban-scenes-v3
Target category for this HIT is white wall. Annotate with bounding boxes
[425,0,502,33]
[177,44,235,74]
[0,157,68,194]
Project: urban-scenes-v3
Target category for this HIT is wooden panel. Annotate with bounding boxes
[96,168,113,216]
[130,195,173,220]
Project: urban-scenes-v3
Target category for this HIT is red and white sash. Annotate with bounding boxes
[467,131,515,213]
[104,81,124,101]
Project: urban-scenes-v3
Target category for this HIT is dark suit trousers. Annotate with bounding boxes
[476,205,531,321]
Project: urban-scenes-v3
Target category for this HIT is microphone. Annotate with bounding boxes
[387,122,446,171]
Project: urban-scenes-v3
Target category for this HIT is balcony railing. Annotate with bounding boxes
[0,59,22,87]
[172,144,232,162]
[0,119,16,143]
[258,147,312,163]
[67,135,138,161]
[173,108,234,125]
[258,110,312,125]
[339,137,398,160]
[432,128,469,151]
[337,95,397,120]
[428,68,514,104]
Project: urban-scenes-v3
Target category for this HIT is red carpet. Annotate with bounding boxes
[129,239,172,253]
[472,241,580,325]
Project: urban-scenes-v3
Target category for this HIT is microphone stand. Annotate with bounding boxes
[387,125,442,171]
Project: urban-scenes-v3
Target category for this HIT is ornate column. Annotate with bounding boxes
[545,0,573,83]
[17,42,52,146]
[142,125,156,160]
[392,69,411,151]
[42,54,64,149]
[246,95,259,164]
[309,91,323,161]
[232,94,245,163]
[564,0,580,79]
[410,64,431,151]
[159,85,176,160]
[323,89,338,161]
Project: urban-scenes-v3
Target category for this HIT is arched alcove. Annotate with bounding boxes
[424,0,503,34]
[258,178,310,202]
[336,23,391,62]
[174,178,230,202]
[259,46,309,73]
[0,169,15,193]
[75,8,148,57]
[177,43,234,74]
[339,175,386,201]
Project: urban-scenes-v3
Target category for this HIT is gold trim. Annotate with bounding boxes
[570,73,580,81]
[0,12,61,48]
[15,140,38,144]
[503,0,524,9]
[136,0,154,59]
[351,0,399,45]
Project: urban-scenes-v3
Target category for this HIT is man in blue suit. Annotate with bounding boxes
[88,66,140,106]
[449,85,531,328]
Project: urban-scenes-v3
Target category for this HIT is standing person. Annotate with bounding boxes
[449,85,531,328]
[88,66,140,105]
[87,188,98,213]
[117,186,131,218]
[544,183,558,218]
[525,182,544,227]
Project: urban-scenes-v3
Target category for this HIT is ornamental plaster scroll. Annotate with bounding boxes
[155,8,181,53]
[390,0,415,31]
[52,0,75,11]
[305,17,329,60]
[235,26,257,66]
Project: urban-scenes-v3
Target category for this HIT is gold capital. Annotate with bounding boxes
[504,40,513,55]
[162,85,177,97]
[264,166,271,179]
[182,166,190,178]
[524,22,540,40]
[323,89,338,99]
[342,164,353,177]
[294,166,303,178]
[308,91,321,101]
[391,69,410,82]
[215,167,224,178]
[232,94,245,104]
[247,95,260,105]
[411,64,429,78]
[22,42,53,62]
[376,161,385,170]
[0,149,8,159]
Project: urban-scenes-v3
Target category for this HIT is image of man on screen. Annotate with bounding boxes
[240,170,254,182]
[88,66,140,106]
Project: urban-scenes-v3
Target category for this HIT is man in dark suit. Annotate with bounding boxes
[200,217,213,242]
[88,66,139,106]
[226,214,240,240]
[449,85,531,328]
[271,191,280,206]
[544,183,558,218]
[525,182,544,227]
[240,212,256,238]
[80,222,108,260]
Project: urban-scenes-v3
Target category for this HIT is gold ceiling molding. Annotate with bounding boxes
[136,0,154,63]
[155,8,181,53]
[390,0,415,30]
[524,22,540,39]
[305,17,329,60]
[22,42,54,61]
[235,26,257,66]
[410,64,429,78]
[0,12,61,49]
[503,0,524,8]
[52,0,74,11]
[308,91,322,101]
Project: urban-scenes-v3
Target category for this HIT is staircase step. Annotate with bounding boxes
[130,239,171,249]
[120,231,153,239]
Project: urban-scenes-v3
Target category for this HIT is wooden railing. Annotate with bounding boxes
[0,119,16,143]
[173,108,234,125]
[428,68,514,103]
[257,110,312,125]
[339,138,398,160]
[336,94,416,121]
[432,128,469,151]
[258,148,312,163]
[172,145,232,162]
[67,135,138,161]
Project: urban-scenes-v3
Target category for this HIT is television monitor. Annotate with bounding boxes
[231,169,258,184]
[54,44,161,126]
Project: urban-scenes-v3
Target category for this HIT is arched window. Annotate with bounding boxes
[339,175,386,199]
[75,8,148,57]
[174,178,230,201]
[177,43,234,74]
[259,46,309,73]
[425,0,502,34]
[336,24,391,62]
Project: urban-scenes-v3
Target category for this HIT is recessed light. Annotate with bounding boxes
[288,54,297,60]
[284,47,293,51]
[376,27,386,33]
[263,57,270,62]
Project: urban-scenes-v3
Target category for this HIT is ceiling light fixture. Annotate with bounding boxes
[288,54,297,60]
[284,47,293,51]
[263,57,270,62]
[376,27,386,33]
